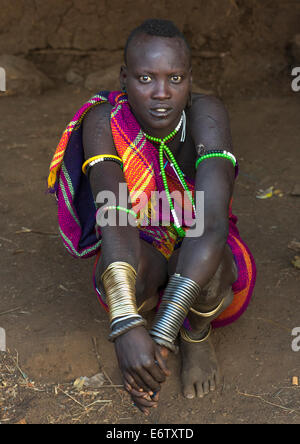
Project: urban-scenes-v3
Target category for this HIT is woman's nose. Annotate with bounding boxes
[152,80,171,100]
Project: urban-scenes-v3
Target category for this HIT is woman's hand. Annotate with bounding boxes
[114,326,170,414]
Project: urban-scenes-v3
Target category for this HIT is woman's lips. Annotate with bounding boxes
[149,107,173,118]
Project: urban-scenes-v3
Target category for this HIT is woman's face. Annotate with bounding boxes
[121,34,192,138]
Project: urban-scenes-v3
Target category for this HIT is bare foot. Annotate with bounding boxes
[180,331,221,399]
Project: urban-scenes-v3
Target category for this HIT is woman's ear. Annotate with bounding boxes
[188,68,193,107]
[189,67,193,88]
[188,68,193,108]
[120,65,128,91]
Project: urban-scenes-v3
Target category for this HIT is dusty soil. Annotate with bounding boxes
[0,83,300,424]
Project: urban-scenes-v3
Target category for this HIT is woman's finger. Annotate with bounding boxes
[151,390,160,402]
[128,387,151,398]
[159,346,169,360]
[123,373,147,394]
[155,348,171,377]
[132,394,158,408]
[131,371,155,394]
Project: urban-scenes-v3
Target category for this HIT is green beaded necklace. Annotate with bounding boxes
[143,113,195,237]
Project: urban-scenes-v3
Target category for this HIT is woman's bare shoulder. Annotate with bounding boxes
[190,93,228,116]
[188,93,232,150]
[83,102,113,127]
[82,102,115,157]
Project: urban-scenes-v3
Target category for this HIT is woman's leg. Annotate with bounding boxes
[168,244,238,398]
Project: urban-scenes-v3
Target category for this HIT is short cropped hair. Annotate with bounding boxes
[124,19,191,64]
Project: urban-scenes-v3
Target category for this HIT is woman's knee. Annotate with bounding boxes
[135,240,168,302]
[194,245,236,308]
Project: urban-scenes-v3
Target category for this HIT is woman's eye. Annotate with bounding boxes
[139,75,152,83]
[171,75,182,83]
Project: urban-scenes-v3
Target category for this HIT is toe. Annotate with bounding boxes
[210,375,216,392]
[195,382,204,398]
[183,382,196,399]
[215,369,222,385]
[203,381,210,396]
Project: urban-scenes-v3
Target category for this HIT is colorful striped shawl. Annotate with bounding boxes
[48,90,194,258]
[48,90,256,327]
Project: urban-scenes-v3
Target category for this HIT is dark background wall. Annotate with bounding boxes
[0,0,299,97]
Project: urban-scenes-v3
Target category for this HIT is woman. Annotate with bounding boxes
[48,19,256,415]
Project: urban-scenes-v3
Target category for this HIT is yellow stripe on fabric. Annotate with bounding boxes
[50,159,63,170]
[51,158,63,170]
[122,132,144,165]
[111,104,122,118]
[48,97,108,189]
[123,133,145,173]
[130,168,151,194]
[51,149,66,162]
[123,149,137,172]
[112,117,141,160]
[131,172,153,201]
[123,145,136,165]
[52,152,65,163]
[111,117,155,190]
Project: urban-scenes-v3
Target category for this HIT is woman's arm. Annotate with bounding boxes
[176,95,235,288]
[82,104,168,411]
[82,103,141,270]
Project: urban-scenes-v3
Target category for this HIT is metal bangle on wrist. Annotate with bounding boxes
[108,315,147,342]
[101,261,139,323]
[149,273,201,352]
[101,261,146,341]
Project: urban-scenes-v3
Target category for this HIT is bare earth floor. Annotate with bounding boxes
[0,86,299,424]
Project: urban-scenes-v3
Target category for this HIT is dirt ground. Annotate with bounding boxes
[0,81,299,424]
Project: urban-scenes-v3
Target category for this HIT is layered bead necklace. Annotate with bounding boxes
[143,111,195,237]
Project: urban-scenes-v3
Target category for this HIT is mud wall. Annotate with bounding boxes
[0,0,299,96]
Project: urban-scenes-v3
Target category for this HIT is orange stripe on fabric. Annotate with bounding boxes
[111,117,157,201]
[111,116,153,173]
[131,173,154,201]
[48,100,104,188]
[50,152,67,168]
[123,149,136,171]
[49,135,70,169]
[114,92,126,103]
[216,236,253,321]
[130,168,150,193]
[52,150,65,161]
[50,159,64,170]
[111,117,137,154]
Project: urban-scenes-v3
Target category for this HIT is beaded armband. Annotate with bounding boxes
[96,205,138,228]
[195,149,236,170]
[82,154,123,176]
[195,144,236,170]
[97,205,137,219]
